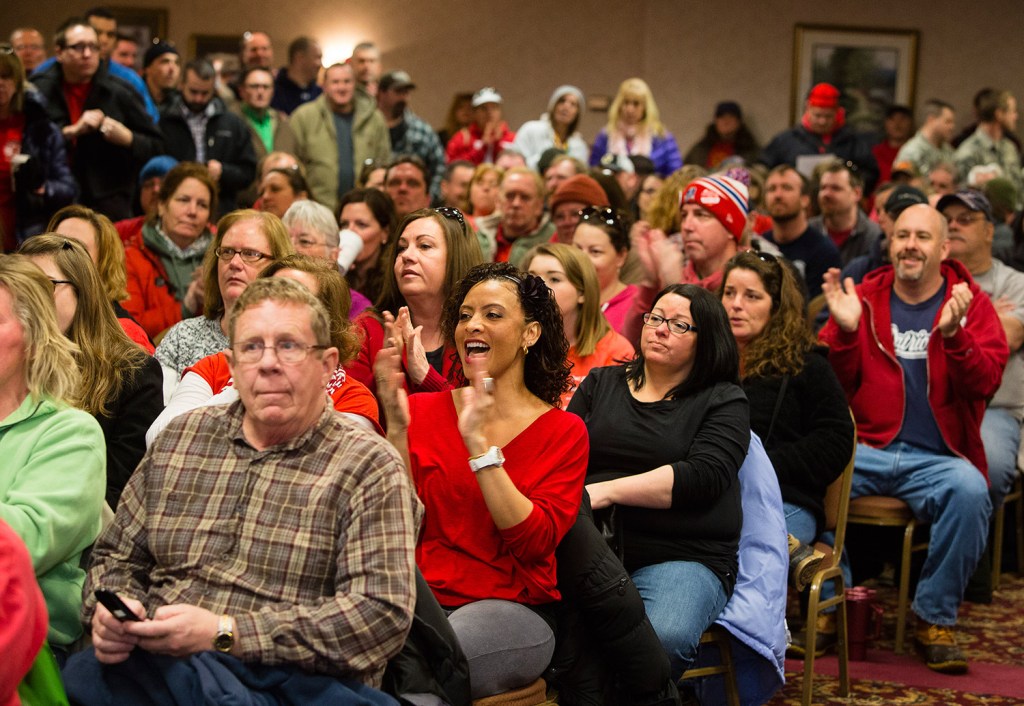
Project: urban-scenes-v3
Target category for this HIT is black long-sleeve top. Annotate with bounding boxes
[742,347,854,536]
[568,366,749,594]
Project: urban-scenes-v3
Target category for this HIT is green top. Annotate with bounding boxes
[0,394,106,646]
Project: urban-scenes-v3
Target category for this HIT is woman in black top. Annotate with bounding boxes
[568,283,749,676]
[720,251,854,653]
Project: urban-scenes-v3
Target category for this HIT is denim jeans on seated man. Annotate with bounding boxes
[844,442,992,625]
[981,407,1022,510]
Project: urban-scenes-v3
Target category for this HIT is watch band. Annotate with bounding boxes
[468,445,504,473]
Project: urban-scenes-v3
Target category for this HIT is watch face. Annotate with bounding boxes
[213,633,233,652]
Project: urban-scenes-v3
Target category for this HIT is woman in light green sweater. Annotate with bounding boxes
[0,255,105,660]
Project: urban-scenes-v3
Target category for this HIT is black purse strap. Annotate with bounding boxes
[764,374,790,445]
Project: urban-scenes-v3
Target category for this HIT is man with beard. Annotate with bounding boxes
[808,160,881,265]
[819,203,1006,673]
[762,165,841,299]
[377,70,445,197]
[350,42,381,97]
[159,59,257,215]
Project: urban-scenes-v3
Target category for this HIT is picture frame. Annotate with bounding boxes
[791,24,919,135]
[189,34,240,61]
[111,7,169,64]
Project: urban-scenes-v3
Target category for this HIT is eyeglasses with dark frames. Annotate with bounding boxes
[642,313,698,335]
[232,340,327,364]
[215,246,272,264]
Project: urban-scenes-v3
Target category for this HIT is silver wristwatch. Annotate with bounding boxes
[469,446,505,472]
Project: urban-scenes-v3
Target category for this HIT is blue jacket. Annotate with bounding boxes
[692,434,788,706]
[15,90,78,240]
[589,127,683,177]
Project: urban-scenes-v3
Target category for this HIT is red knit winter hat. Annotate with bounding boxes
[550,175,610,212]
[807,83,841,109]
[680,176,750,241]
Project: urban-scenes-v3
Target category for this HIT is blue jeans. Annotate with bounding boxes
[846,442,991,625]
[784,502,851,613]
[981,407,1021,509]
[631,560,729,677]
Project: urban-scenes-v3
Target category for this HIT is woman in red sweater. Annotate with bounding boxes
[377,262,587,700]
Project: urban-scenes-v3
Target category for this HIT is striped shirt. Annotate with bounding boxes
[84,400,422,685]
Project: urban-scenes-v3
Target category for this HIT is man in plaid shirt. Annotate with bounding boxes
[377,70,446,198]
[66,278,422,701]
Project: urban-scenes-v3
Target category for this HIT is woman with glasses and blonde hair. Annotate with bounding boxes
[589,78,682,178]
[348,207,483,411]
[47,204,154,352]
[154,209,293,378]
[0,49,76,249]
[720,250,853,656]
[0,254,106,660]
[19,235,164,509]
[567,283,749,678]
[525,242,633,407]
[572,206,638,335]
[147,254,379,444]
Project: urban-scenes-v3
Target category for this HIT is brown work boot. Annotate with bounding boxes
[788,534,825,592]
[786,613,836,658]
[914,619,968,674]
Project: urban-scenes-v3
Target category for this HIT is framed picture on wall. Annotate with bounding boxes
[792,24,919,135]
[111,7,169,58]
[189,34,239,61]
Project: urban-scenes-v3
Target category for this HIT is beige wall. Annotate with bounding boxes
[8,0,1023,151]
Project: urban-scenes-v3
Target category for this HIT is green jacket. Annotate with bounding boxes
[0,395,105,646]
[290,92,391,213]
[475,212,557,268]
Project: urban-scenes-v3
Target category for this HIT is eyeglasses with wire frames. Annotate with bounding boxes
[642,313,698,335]
[215,246,272,264]
[232,340,327,364]
[945,212,985,227]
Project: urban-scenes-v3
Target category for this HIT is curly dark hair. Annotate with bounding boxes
[441,262,573,407]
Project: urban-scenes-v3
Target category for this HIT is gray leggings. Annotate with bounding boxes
[447,599,555,699]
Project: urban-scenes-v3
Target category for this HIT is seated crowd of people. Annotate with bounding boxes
[3,8,1024,706]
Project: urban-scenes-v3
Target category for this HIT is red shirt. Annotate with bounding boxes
[408,391,587,607]
[62,82,91,130]
[185,351,382,433]
[0,113,25,250]
[564,329,634,408]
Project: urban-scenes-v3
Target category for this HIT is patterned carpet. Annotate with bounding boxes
[767,572,1024,704]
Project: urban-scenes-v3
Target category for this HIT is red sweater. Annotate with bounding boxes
[186,351,382,433]
[819,260,1007,477]
[408,391,587,607]
[445,122,516,165]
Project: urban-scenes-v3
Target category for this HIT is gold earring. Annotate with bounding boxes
[523,344,529,354]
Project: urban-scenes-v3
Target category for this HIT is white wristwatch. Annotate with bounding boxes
[469,446,505,472]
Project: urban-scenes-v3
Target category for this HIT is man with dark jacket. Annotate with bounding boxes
[759,83,879,193]
[31,18,163,220]
[159,59,256,215]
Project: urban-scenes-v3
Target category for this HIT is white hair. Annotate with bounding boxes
[282,200,340,248]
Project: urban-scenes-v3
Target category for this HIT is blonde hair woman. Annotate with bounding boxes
[526,242,634,407]
[47,204,154,352]
[589,78,682,177]
[19,235,164,509]
[0,255,105,659]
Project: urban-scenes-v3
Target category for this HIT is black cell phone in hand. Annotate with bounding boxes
[94,589,142,621]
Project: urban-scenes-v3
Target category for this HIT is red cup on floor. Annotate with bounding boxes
[846,586,883,660]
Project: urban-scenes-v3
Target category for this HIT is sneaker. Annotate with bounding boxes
[786,613,836,658]
[914,620,968,674]
[788,534,826,592]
